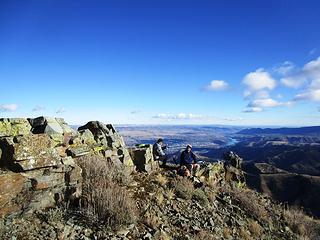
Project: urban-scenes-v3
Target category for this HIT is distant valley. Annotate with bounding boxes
[118,124,320,217]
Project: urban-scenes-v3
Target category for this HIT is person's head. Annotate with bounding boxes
[186,144,192,152]
[157,138,163,145]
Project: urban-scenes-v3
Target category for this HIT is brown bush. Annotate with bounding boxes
[226,187,269,223]
[77,154,137,229]
[248,220,262,237]
[77,154,132,186]
[283,207,320,239]
[194,229,215,240]
[173,177,194,200]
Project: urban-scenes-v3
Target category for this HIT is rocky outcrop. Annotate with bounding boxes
[128,144,159,172]
[0,117,135,218]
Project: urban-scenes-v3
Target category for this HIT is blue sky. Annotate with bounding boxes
[0,0,320,126]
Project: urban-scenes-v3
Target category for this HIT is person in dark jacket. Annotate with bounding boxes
[180,144,199,176]
[153,138,167,166]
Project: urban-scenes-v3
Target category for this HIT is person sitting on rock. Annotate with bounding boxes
[153,138,167,166]
[180,144,199,176]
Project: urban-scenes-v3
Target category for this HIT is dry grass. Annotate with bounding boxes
[77,154,132,186]
[248,220,262,237]
[155,173,168,187]
[239,226,252,240]
[206,190,216,202]
[283,207,320,239]
[165,189,175,200]
[77,154,137,229]
[143,211,162,229]
[155,191,165,206]
[226,187,270,223]
[173,177,194,200]
[223,227,232,239]
[194,229,215,240]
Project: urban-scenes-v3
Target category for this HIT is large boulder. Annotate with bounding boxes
[0,134,61,171]
[128,144,157,172]
[0,118,31,137]
[28,116,75,145]
[78,121,125,148]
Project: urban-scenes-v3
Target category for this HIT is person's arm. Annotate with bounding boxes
[180,152,185,165]
[157,144,165,156]
[191,152,198,163]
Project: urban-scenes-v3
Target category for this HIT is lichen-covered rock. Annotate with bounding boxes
[0,172,29,217]
[0,118,31,137]
[28,116,74,145]
[11,134,61,170]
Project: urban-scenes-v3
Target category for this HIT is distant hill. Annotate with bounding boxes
[237,126,320,136]
[243,162,320,217]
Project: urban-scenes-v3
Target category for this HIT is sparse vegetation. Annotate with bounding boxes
[283,207,320,239]
[192,188,209,206]
[195,229,215,240]
[77,154,137,229]
[226,187,270,223]
[248,219,262,237]
[155,173,168,187]
[173,177,194,200]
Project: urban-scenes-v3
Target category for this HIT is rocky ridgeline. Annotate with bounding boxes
[0,117,152,218]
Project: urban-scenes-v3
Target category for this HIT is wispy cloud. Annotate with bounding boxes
[0,104,18,112]
[131,110,141,114]
[204,80,229,91]
[152,113,204,120]
[242,107,263,113]
[56,107,66,114]
[273,61,295,75]
[32,105,46,112]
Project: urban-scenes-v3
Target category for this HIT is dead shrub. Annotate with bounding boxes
[77,154,137,229]
[223,227,232,239]
[248,220,262,237]
[194,229,215,240]
[283,207,320,239]
[192,189,209,206]
[173,177,194,200]
[77,154,132,186]
[239,226,252,240]
[226,187,269,223]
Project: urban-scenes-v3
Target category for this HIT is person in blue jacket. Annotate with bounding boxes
[180,144,200,176]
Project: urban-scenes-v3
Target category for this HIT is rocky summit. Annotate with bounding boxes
[0,117,320,240]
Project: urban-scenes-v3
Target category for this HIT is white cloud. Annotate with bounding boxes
[281,75,307,88]
[242,107,263,113]
[255,90,270,99]
[248,98,292,108]
[281,57,320,89]
[294,89,320,101]
[0,104,18,112]
[32,105,46,112]
[274,61,295,75]
[223,117,243,121]
[205,80,229,91]
[56,108,66,114]
[243,68,276,91]
[153,113,204,120]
